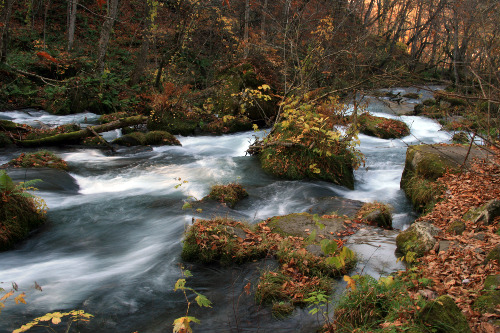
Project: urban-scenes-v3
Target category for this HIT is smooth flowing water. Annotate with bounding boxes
[0,101,451,332]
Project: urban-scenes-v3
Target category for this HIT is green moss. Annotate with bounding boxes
[24,124,81,141]
[7,151,68,170]
[0,119,22,131]
[335,274,428,333]
[358,113,410,139]
[447,219,466,235]
[112,132,147,146]
[0,132,12,147]
[403,93,420,99]
[271,301,295,319]
[484,245,500,265]
[483,275,500,291]
[99,112,134,124]
[452,132,469,144]
[203,183,248,208]
[358,202,393,229]
[144,131,181,146]
[260,146,355,189]
[417,295,471,332]
[0,191,46,251]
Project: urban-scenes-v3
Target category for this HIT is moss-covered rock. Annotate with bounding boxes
[400,144,488,212]
[0,132,12,147]
[5,151,68,171]
[358,202,393,229]
[417,295,471,333]
[447,219,466,235]
[112,132,147,146]
[468,199,500,225]
[144,131,181,146]
[396,221,441,257]
[202,183,248,208]
[474,274,500,314]
[484,244,500,265]
[260,146,355,189]
[0,171,46,251]
[358,112,410,139]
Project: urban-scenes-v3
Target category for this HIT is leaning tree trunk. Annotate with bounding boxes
[96,0,119,74]
[16,115,147,147]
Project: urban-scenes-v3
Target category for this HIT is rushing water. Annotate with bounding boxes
[0,101,451,332]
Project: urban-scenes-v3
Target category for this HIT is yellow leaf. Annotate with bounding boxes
[344,275,356,291]
[51,317,61,325]
[0,290,14,302]
[14,292,27,304]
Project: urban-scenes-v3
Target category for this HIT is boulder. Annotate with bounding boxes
[447,219,466,235]
[396,221,441,257]
[267,212,345,241]
[357,112,410,139]
[473,199,500,225]
[417,295,471,333]
[473,275,500,314]
[401,144,491,212]
[484,244,500,265]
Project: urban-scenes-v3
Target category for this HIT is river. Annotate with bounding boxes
[0,91,451,332]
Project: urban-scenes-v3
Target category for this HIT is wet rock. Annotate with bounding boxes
[417,295,471,333]
[305,244,324,257]
[267,212,345,240]
[396,221,441,257]
[447,219,466,235]
[306,196,364,218]
[6,167,79,194]
[226,226,248,240]
[364,209,392,228]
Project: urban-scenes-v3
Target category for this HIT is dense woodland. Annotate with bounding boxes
[0,0,499,134]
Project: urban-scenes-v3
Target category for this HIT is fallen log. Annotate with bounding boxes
[16,115,148,147]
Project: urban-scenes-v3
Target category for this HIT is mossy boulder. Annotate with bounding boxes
[465,199,500,225]
[0,171,46,251]
[5,151,68,171]
[112,132,147,146]
[473,275,500,314]
[202,183,248,208]
[144,131,181,146]
[396,221,441,257]
[358,202,393,229]
[358,112,410,139]
[484,244,500,265]
[447,219,466,235]
[0,132,12,147]
[260,145,355,189]
[400,144,489,212]
[417,295,471,333]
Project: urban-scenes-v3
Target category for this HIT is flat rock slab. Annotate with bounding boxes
[417,144,493,169]
[268,212,346,241]
[305,196,364,218]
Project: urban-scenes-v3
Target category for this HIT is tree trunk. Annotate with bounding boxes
[130,0,154,86]
[261,0,268,42]
[96,0,119,74]
[67,0,78,51]
[0,0,16,63]
[243,0,250,58]
[16,115,148,147]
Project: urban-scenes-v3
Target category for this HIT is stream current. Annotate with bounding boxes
[0,97,451,332]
